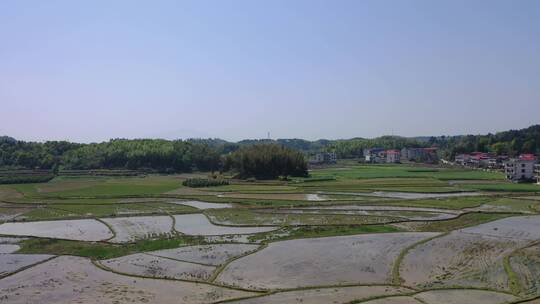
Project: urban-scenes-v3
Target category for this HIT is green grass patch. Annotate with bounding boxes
[17,236,201,260]
[373,196,493,209]
[310,165,504,181]
[18,207,80,221]
[415,212,514,232]
[248,225,401,243]
[461,183,540,193]
[206,208,402,226]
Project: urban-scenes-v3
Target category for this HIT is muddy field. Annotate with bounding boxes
[1,170,539,304]
[400,231,525,290]
[100,253,216,281]
[172,200,233,209]
[459,215,540,241]
[0,253,54,277]
[0,256,256,304]
[149,244,260,266]
[510,243,540,296]
[216,232,438,289]
[102,216,174,243]
[361,289,518,304]
[228,286,414,304]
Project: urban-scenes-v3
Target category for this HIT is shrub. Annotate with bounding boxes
[0,174,55,184]
[182,178,229,188]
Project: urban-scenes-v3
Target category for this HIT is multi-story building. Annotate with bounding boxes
[386,150,401,163]
[401,147,438,163]
[504,154,537,182]
[310,152,337,164]
[535,164,540,184]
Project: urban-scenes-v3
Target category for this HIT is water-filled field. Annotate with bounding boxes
[0,165,539,303]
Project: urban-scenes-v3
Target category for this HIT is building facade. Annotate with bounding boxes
[504,154,537,182]
[310,152,337,164]
[386,150,401,163]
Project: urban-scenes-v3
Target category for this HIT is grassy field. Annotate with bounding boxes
[17,236,200,259]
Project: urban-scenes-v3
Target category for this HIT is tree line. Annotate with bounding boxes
[0,137,307,178]
[1,124,538,174]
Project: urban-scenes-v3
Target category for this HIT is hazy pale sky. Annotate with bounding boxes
[1,0,539,142]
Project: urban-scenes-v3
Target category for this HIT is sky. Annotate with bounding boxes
[1,0,539,143]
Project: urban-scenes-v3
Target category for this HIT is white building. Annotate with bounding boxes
[504,154,537,182]
[535,164,540,184]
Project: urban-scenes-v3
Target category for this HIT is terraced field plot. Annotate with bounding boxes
[217,193,328,201]
[509,243,540,296]
[149,244,260,266]
[0,219,113,241]
[400,231,527,290]
[0,244,19,253]
[216,232,438,289]
[1,164,539,304]
[459,215,540,241]
[0,253,54,277]
[275,205,462,221]
[173,214,277,235]
[172,200,233,209]
[0,256,256,304]
[100,253,215,281]
[361,289,518,304]
[228,286,414,304]
[207,208,404,225]
[102,216,174,243]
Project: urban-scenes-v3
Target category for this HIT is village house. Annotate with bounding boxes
[310,152,337,164]
[535,164,540,184]
[386,150,401,163]
[454,152,507,169]
[401,147,439,163]
[363,148,386,163]
[504,154,537,182]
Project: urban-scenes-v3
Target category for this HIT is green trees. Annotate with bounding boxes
[224,144,308,179]
[432,125,540,159]
[182,178,229,188]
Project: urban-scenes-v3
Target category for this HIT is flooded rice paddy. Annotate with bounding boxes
[172,200,233,209]
[0,219,113,241]
[100,253,216,281]
[1,201,539,303]
[149,244,260,266]
[0,256,256,304]
[216,232,439,289]
[361,289,518,304]
[102,216,174,243]
[173,214,277,235]
[0,254,54,277]
[227,286,414,304]
[319,191,479,199]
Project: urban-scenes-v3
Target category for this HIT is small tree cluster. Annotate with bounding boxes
[224,144,308,179]
[182,178,229,188]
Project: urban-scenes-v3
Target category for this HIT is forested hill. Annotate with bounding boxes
[1,124,538,171]
[428,124,540,159]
